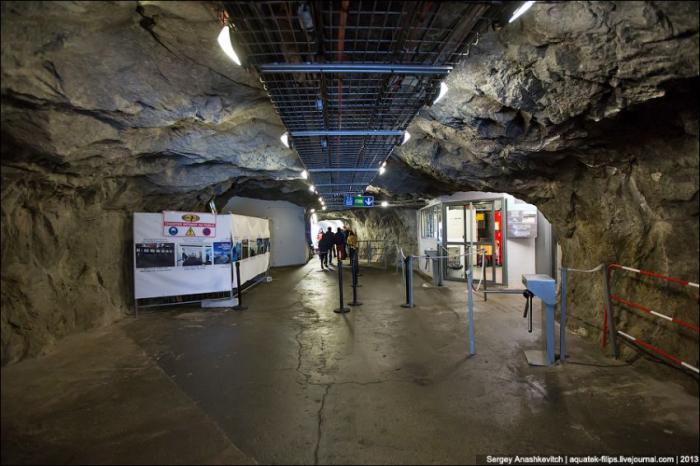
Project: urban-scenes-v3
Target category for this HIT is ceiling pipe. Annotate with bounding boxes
[335,0,350,192]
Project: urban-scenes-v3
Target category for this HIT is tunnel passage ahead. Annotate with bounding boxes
[2,262,698,464]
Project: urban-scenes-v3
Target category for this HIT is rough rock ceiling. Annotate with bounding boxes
[1,1,698,365]
[2,1,696,211]
[221,1,507,209]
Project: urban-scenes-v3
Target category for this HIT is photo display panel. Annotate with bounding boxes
[230,214,270,288]
[133,213,233,300]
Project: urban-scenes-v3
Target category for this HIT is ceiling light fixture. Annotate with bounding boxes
[217,26,242,65]
[280,132,290,148]
[301,169,308,179]
[433,82,448,104]
[322,206,327,211]
[310,208,315,213]
[379,166,386,175]
[381,201,389,208]
[509,1,535,23]
[402,131,411,145]
[309,185,315,192]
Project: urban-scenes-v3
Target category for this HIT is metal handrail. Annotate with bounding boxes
[354,239,398,270]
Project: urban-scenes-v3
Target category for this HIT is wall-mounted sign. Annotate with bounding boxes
[344,195,374,207]
[163,211,216,237]
[507,210,538,238]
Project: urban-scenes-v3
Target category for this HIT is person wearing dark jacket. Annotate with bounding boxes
[318,230,330,269]
[325,227,335,266]
[335,226,347,261]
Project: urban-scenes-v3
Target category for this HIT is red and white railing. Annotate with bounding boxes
[609,264,699,289]
[604,264,699,374]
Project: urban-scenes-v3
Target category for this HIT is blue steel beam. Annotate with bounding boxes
[260,63,452,75]
[290,130,403,137]
[308,168,379,173]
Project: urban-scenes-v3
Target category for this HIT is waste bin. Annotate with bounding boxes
[424,250,443,286]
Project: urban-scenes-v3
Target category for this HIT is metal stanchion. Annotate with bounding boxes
[560,267,567,363]
[232,261,247,311]
[483,273,488,302]
[351,249,360,286]
[401,255,415,308]
[467,268,475,355]
[352,248,362,285]
[334,260,350,314]
[523,290,534,332]
[601,264,619,358]
[348,251,362,307]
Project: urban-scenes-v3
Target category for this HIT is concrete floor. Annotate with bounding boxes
[2,261,698,464]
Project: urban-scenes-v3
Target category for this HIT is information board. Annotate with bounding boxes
[507,210,538,238]
[134,213,232,299]
[162,211,217,237]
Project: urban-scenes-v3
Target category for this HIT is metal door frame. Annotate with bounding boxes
[440,197,507,285]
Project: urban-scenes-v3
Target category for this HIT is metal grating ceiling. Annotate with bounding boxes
[222,1,507,209]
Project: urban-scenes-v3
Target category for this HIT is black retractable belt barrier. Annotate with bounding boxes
[349,251,362,307]
[232,261,248,311]
[401,255,415,308]
[334,260,350,314]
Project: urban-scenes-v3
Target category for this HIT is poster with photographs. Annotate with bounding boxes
[133,213,233,300]
[230,214,271,289]
[178,244,213,266]
[232,241,242,262]
[135,243,175,268]
[213,242,232,264]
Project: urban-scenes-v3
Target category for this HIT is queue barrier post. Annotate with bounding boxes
[333,260,350,314]
[401,255,415,308]
[232,261,248,311]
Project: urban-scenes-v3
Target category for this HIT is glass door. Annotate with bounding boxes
[444,205,466,280]
[442,199,505,285]
[471,201,496,284]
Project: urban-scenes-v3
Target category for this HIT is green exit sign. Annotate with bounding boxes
[345,195,375,207]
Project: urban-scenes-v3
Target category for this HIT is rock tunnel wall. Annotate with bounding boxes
[1,178,130,365]
[1,1,698,367]
[321,208,418,267]
[534,87,699,364]
[392,1,700,365]
[0,2,313,365]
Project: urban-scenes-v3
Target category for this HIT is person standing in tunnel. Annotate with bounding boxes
[346,228,357,263]
[335,226,347,261]
[318,229,330,270]
[326,227,335,266]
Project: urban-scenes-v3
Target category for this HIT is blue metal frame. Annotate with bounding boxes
[522,274,557,365]
[260,63,453,75]
[290,130,403,137]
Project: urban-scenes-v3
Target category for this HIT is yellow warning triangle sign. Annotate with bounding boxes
[185,227,195,237]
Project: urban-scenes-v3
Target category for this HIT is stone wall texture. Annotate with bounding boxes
[2,1,698,365]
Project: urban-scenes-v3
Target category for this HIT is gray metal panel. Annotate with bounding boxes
[535,211,554,277]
